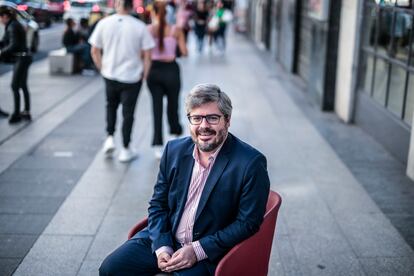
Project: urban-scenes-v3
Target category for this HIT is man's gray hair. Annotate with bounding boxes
[185,84,232,118]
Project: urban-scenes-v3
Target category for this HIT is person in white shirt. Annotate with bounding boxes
[89,0,155,162]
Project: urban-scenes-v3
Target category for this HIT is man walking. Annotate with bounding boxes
[89,0,155,162]
[99,84,270,275]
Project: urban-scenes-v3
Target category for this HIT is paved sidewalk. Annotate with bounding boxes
[2,30,414,276]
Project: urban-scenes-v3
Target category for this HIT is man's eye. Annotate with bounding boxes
[208,116,219,121]
[192,116,202,121]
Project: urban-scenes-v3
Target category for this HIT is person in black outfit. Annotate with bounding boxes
[194,1,209,53]
[0,6,32,124]
[147,1,188,158]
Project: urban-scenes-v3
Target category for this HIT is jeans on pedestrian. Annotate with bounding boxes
[104,78,142,148]
[214,24,227,51]
[11,55,32,114]
[194,24,206,52]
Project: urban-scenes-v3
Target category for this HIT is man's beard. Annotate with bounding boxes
[192,126,227,152]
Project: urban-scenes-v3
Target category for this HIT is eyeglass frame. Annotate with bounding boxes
[187,114,227,125]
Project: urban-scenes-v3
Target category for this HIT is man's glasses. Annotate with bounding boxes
[187,114,222,125]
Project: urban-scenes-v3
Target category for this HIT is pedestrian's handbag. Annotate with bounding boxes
[208,16,219,32]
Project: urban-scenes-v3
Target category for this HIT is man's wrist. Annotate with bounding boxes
[155,246,174,258]
[191,241,208,261]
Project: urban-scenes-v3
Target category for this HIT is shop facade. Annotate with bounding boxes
[246,0,414,179]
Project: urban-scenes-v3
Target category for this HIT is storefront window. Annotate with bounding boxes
[362,54,375,94]
[390,12,412,62]
[377,8,394,55]
[362,3,378,51]
[373,58,389,105]
[387,64,407,115]
[404,73,414,125]
[359,0,414,126]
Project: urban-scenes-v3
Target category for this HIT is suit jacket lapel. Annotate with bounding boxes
[195,134,233,221]
[172,146,195,234]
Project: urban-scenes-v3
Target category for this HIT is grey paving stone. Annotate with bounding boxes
[13,235,93,276]
[77,260,100,276]
[107,195,150,216]
[0,234,37,258]
[44,197,110,235]
[359,257,414,276]
[70,170,124,199]
[85,215,140,261]
[0,168,81,184]
[336,212,414,258]
[0,258,20,276]
[270,234,303,276]
[0,196,63,214]
[0,178,75,197]
[0,214,51,234]
[10,155,92,170]
[281,180,366,274]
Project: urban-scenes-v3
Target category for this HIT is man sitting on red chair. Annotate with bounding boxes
[99,84,270,276]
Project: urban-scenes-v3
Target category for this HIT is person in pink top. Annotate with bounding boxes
[147,0,188,159]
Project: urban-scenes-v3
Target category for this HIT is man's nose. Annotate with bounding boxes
[199,117,211,127]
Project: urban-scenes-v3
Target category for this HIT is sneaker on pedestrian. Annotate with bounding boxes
[102,136,115,156]
[8,113,21,124]
[153,145,163,160]
[0,108,9,118]
[118,147,136,163]
[20,111,32,121]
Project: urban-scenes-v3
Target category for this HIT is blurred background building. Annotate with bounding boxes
[244,0,414,180]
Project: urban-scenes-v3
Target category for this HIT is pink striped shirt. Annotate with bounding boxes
[155,141,225,261]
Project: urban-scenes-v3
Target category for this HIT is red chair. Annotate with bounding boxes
[128,190,282,276]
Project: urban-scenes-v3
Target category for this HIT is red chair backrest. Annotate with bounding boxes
[127,191,282,276]
[215,190,282,276]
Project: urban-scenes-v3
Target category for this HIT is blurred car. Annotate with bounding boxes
[0,1,40,53]
[47,0,65,20]
[8,0,52,27]
[63,0,107,23]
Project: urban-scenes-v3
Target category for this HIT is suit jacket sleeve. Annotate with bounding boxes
[198,154,270,262]
[147,142,175,253]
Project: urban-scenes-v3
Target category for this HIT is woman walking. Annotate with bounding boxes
[147,0,188,159]
[0,6,32,124]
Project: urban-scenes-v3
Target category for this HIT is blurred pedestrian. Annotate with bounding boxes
[0,6,32,124]
[176,0,193,42]
[194,0,209,53]
[77,18,90,42]
[147,0,188,159]
[166,0,177,24]
[89,0,155,162]
[62,18,92,71]
[212,0,232,53]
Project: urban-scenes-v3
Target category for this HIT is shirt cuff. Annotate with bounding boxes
[192,241,208,261]
[155,246,174,258]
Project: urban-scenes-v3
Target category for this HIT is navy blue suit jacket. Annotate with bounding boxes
[136,133,270,265]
